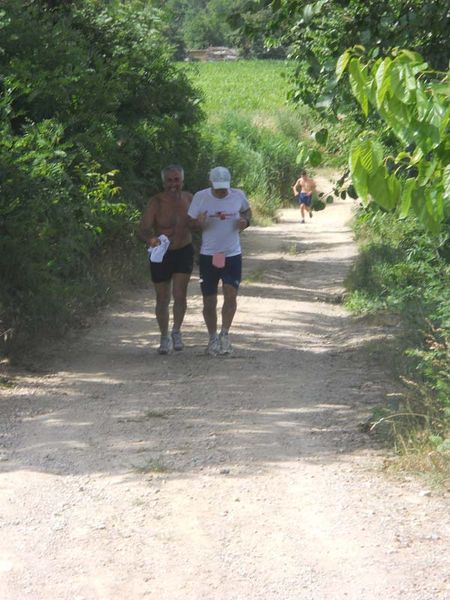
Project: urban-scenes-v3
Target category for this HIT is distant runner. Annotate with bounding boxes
[293,169,316,223]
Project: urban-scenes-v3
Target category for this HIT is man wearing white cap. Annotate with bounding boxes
[188,166,251,355]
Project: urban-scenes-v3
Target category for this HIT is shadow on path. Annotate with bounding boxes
[0,202,395,482]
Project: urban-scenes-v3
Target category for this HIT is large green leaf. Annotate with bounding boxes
[416,189,441,233]
[422,188,443,234]
[349,146,369,200]
[358,140,384,175]
[390,64,412,103]
[387,173,401,206]
[381,96,411,136]
[417,156,438,185]
[416,88,431,121]
[444,164,450,200]
[309,148,322,167]
[368,166,395,210]
[344,49,447,233]
[375,58,392,108]
[348,58,369,116]
[426,102,446,131]
[396,50,429,76]
[399,178,415,218]
[403,65,418,92]
[426,187,444,221]
[314,127,328,145]
[296,143,308,166]
[336,50,351,81]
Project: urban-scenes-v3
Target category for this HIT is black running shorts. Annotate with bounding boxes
[150,243,194,283]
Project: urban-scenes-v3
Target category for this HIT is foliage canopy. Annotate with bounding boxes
[0,0,203,348]
[339,49,450,233]
[152,0,283,57]
[236,0,450,112]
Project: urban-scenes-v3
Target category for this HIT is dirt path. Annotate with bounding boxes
[1,181,449,600]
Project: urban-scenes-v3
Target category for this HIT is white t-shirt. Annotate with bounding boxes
[188,188,249,256]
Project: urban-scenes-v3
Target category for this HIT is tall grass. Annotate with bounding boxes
[346,207,450,477]
[185,60,294,118]
[184,60,315,219]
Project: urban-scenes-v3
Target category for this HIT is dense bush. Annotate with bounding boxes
[346,208,450,428]
[0,0,203,352]
[244,0,450,113]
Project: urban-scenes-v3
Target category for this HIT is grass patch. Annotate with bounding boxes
[0,375,14,387]
[132,459,170,474]
[118,409,170,423]
[139,410,169,420]
[285,241,300,256]
[243,268,265,283]
[346,206,450,484]
[184,60,295,119]
[384,431,450,490]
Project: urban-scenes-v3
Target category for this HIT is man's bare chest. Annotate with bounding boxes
[156,197,188,228]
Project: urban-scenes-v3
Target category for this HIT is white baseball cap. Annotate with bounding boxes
[209,166,231,190]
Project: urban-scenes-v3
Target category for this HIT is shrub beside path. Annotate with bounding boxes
[1,180,449,599]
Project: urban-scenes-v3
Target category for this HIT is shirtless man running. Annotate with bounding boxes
[138,165,194,354]
[292,169,316,223]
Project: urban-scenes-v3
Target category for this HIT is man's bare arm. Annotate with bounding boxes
[138,198,158,246]
[238,207,252,231]
[188,212,208,230]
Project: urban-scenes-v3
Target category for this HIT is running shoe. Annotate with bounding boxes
[171,331,184,351]
[219,332,233,355]
[206,335,221,356]
[158,335,173,355]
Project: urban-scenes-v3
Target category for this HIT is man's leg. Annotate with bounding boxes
[300,202,306,222]
[203,293,221,355]
[171,272,190,332]
[203,293,218,335]
[199,254,219,336]
[218,284,238,355]
[154,281,171,336]
[199,254,221,355]
[221,284,238,331]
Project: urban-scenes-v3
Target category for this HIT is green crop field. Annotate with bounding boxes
[184,59,295,120]
[180,59,319,220]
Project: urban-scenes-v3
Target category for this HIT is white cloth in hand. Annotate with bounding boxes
[147,235,170,263]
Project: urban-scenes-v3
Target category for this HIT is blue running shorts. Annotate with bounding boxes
[199,254,242,296]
